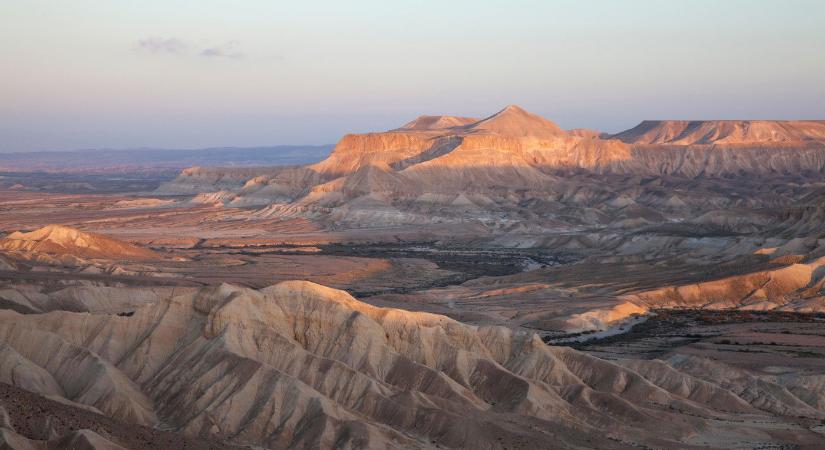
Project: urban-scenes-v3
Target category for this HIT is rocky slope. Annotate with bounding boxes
[0,280,823,449]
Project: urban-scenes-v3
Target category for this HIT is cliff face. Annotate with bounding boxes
[308,132,458,178]
[611,120,825,176]
[628,144,825,177]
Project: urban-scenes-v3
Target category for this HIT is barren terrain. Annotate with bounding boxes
[2,106,825,449]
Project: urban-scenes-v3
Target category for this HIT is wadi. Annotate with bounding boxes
[2,106,825,449]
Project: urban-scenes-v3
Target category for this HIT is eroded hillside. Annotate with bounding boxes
[1,281,823,449]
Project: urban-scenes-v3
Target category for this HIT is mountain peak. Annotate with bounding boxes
[501,104,528,113]
[463,105,565,138]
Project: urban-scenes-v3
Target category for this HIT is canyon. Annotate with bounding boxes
[1,106,825,449]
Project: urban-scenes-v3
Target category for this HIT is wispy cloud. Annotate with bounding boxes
[135,37,244,59]
[200,40,244,59]
[136,37,188,55]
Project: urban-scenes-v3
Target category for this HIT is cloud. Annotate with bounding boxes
[134,37,245,60]
[199,41,244,59]
[136,37,188,54]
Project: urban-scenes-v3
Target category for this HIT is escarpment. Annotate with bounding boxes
[157,107,825,221]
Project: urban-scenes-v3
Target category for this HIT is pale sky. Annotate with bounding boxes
[2,0,824,152]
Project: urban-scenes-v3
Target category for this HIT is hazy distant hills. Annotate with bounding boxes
[0,145,333,173]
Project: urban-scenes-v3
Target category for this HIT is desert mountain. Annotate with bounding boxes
[162,106,825,196]
[156,105,825,231]
[308,104,578,179]
[0,225,159,260]
[1,280,822,449]
[462,104,566,138]
[396,105,563,137]
[611,120,825,145]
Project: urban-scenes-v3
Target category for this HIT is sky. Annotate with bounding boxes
[1,0,824,152]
